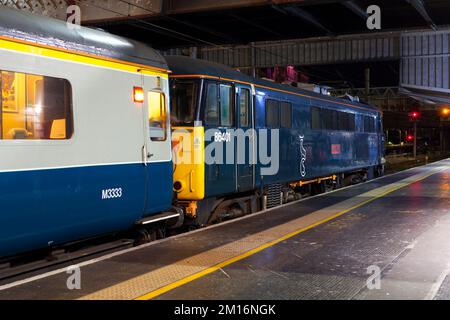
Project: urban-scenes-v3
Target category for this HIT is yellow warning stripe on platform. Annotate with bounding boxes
[78,165,448,300]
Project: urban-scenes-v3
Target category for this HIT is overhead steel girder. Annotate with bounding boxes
[406,0,438,31]
[0,0,163,22]
[229,13,284,38]
[163,0,311,15]
[162,31,400,69]
[272,5,334,36]
[341,1,368,20]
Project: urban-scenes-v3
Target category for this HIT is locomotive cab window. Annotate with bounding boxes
[148,91,167,141]
[0,70,73,140]
[170,80,198,126]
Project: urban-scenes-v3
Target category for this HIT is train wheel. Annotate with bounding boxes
[134,227,156,246]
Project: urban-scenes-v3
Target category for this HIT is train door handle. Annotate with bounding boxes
[142,146,153,164]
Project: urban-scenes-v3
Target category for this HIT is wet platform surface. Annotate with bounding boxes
[0,159,449,300]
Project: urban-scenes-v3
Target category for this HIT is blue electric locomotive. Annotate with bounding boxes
[168,56,384,225]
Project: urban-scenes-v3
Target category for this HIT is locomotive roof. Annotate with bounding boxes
[0,6,167,71]
[166,55,378,112]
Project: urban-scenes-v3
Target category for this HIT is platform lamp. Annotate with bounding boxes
[441,107,450,119]
[408,110,421,159]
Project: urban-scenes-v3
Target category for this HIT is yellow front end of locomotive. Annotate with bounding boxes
[172,126,205,205]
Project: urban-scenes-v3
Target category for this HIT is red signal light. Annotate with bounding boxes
[409,111,420,120]
[406,135,414,141]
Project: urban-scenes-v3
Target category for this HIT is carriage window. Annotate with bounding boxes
[170,80,198,126]
[325,109,338,130]
[364,115,375,133]
[205,83,219,126]
[265,99,280,128]
[347,113,356,131]
[280,102,292,128]
[311,107,341,130]
[0,70,73,140]
[219,84,234,127]
[239,88,250,127]
[148,91,167,141]
[338,111,355,131]
[311,106,321,130]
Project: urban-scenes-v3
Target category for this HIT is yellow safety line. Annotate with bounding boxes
[135,167,445,300]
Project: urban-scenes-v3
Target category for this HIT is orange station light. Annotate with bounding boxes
[133,86,144,103]
[442,107,450,116]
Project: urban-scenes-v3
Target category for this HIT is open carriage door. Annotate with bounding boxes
[142,75,173,214]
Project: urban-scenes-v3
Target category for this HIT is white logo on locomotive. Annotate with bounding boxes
[299,135,306,177]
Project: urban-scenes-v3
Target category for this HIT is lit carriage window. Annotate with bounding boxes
[148,91,167,141]
[0,70,73,140]
[239,88,250,127]
[280,102,292,128]
[219,84,234,127]
[265,99,280,128]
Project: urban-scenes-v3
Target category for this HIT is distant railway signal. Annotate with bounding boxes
[409,111,420,121]
[408,110,420,159]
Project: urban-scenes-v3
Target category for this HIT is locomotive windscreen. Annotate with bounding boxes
[170,79,199,126]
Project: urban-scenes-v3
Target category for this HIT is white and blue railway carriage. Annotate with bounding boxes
[0,7,173,258]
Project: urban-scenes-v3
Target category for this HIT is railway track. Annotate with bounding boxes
[0,239,134,284]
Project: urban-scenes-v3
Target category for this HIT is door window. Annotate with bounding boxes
[239,88,250,127]
[205,83,219,126]
[219,84,234,127]
[148,91,167,141]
